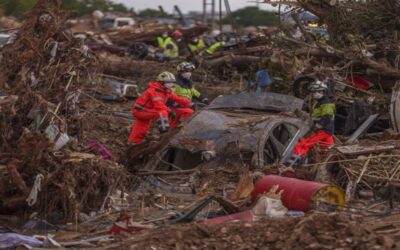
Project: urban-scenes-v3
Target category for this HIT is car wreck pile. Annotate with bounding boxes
[1,0,400,249]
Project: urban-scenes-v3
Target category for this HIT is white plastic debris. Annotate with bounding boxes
[252,197,288,218]
[53,133,70,151]
[201,150,216,161]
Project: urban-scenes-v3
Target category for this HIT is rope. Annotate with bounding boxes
[26,174,44,207]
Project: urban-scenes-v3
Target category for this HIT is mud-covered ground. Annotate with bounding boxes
[99,213,392,250]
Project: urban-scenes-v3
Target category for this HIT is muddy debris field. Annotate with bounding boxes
[1,0,400,249]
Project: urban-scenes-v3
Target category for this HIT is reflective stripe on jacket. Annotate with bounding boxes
[172,75,201,101]
[163,41,179,58]
[188,39,206,53]
[173,84,201,100]
[205,41,225,54]
[157,36,172,48]
[311,96,336,134]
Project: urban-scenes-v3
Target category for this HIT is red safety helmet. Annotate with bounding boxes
[172,30,183,40]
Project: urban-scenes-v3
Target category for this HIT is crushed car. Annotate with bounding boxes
[158,92,310,170]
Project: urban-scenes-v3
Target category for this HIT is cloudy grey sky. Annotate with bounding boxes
[112,0,274,13]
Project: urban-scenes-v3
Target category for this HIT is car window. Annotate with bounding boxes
[116,20,131,27]
[272,123,298,148]
[99,19,114,30]
[262,123,299,165]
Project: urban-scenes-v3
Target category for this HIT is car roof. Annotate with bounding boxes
[208,92,304,113]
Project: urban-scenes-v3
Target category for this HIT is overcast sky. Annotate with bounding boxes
[112,0,275,13]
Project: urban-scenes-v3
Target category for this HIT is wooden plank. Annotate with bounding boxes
[335,144,395,155]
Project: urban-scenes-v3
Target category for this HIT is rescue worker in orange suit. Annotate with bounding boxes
[128,71,194,145]
[288,80,335,166]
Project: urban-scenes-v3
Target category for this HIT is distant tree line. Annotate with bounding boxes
[223,7,279,27]
[0,0,131,19]
[136,8,171,18]
[132,6,280,27]
[0,2,279,27]
[131,6,280,27]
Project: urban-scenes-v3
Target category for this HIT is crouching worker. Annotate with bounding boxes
[287,80,335,166]
[174,62,209,105]
[167,62,208,126]
[128,71,194,145]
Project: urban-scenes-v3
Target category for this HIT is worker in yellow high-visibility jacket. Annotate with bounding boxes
[156,31,172,49]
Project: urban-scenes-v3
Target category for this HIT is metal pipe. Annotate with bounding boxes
[219,0,222,32]
[203,0,207,24]
[158,6,165,16]
[211,0,216,31]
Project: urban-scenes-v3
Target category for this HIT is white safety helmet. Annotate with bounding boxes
[308,80,328,92]
[156,71,176,83]
[92,10,104,19]
[177,62,195,72]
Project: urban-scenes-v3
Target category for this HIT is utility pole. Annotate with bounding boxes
[203,0,216,29]
[211,0,216,31]
[203,0,207,25]
[158,6,165,16]
[219,0,223,32]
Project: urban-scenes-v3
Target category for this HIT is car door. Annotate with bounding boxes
[258,122,302,167]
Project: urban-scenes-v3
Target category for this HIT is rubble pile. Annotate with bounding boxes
[0,0,95,145]
[313,138,400,201]
[0,16,21,29]
[0,0,126,219]
[2,0,400,248]
[109,213,388,249]
[265,0,400,80]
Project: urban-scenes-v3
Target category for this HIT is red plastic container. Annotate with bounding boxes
[348,76,372,90]
[251,175,344,212]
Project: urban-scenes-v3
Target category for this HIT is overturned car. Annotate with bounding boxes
[159,93,310,169]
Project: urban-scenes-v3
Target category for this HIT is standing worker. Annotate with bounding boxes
[287,80,335,166]
[162,31,182,60]
[254,69,272,92]
[128,71,194,145]
[171,30,189,58]
[246,68,272,93]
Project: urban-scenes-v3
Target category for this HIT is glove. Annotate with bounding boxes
[188,102,196,110]
[315,123,323,129]
[156,117,170,133]
[201,98,210,105]
[285,154,302,168]
[169,109,177,120]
